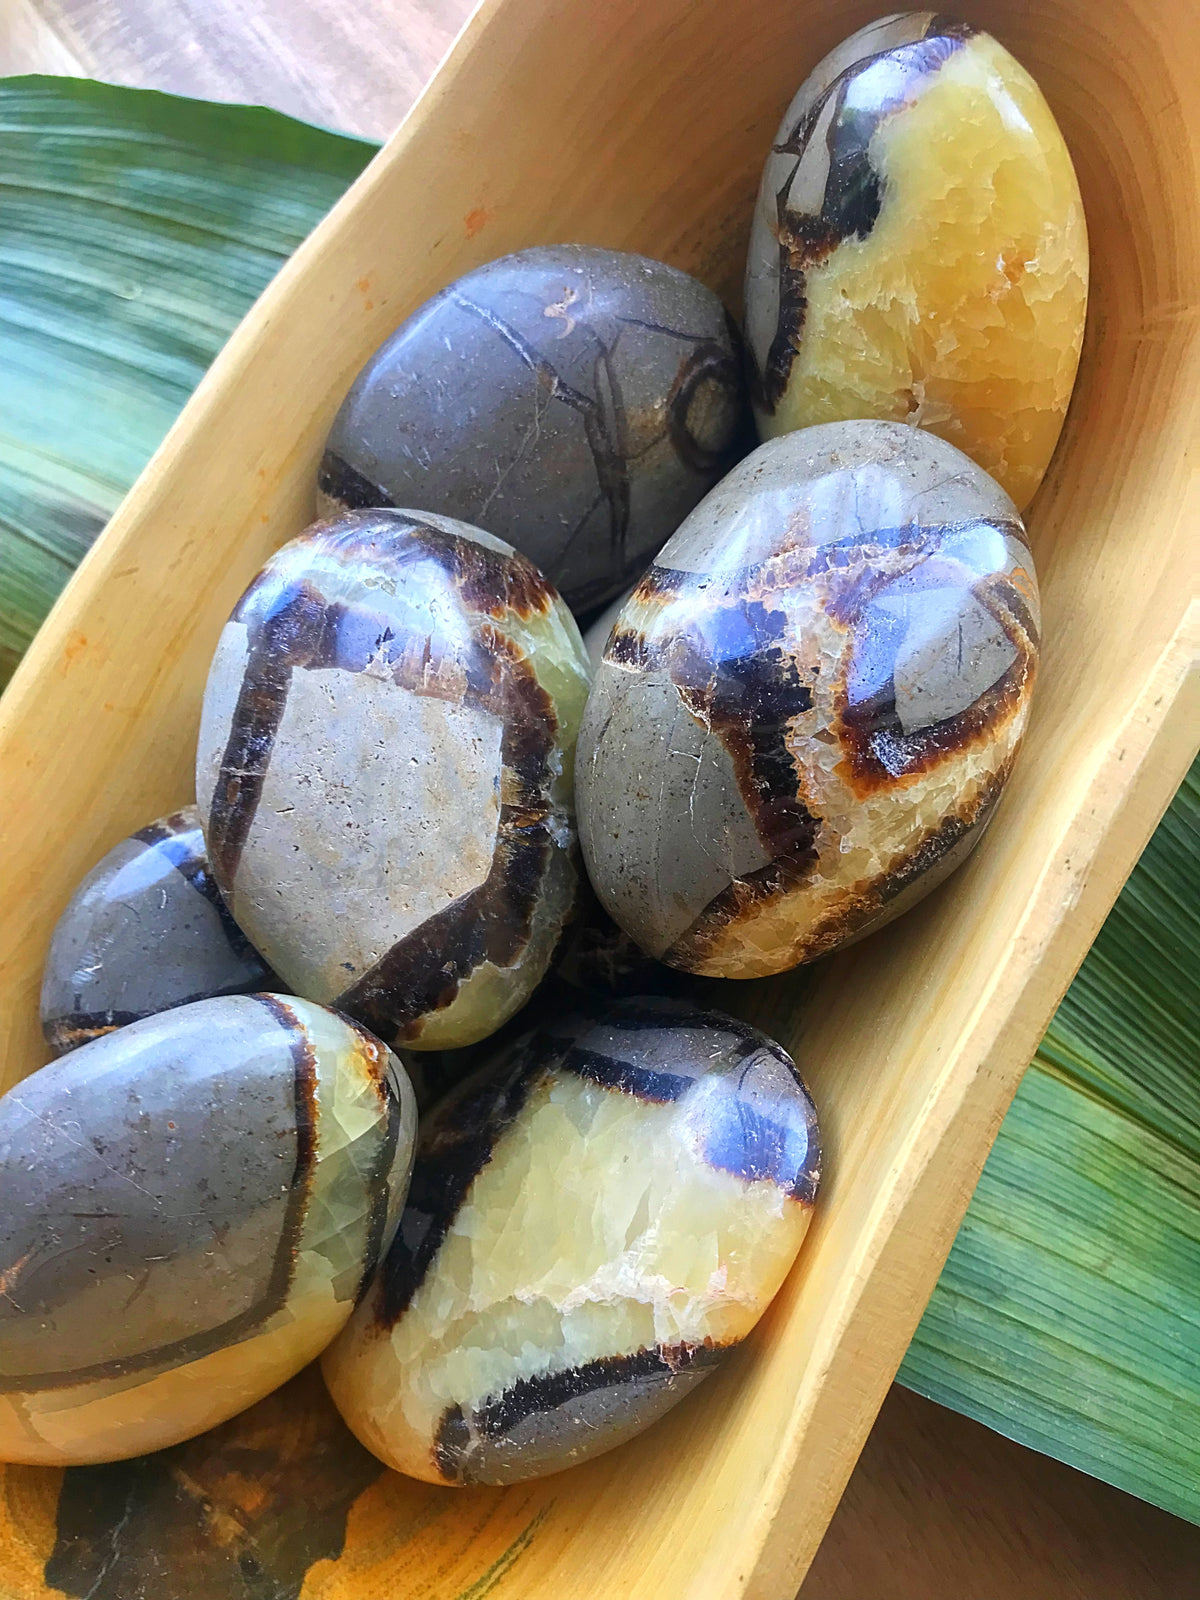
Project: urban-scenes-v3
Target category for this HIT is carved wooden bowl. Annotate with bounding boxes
[1,1,1197,1595]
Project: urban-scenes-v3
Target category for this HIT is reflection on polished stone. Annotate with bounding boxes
[0,996,415,1466]
[196,510,591,1052]
[577,422,1040,977]
[745,13,1088,509]
[324,999,820,1486]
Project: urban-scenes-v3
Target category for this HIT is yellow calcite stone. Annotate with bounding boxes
[745,15,1088,510]
[324,1002,820,1486]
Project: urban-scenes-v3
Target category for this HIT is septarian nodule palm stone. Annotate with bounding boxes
[196,509,592,1050]
[319,246,750,613]
[0,995,416,1465]
[40,805,275,1056]
[322,999,820,1485]
[745,13,1088,510]
[575,421,1040,979]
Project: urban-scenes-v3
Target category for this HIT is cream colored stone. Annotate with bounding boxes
[232,670,502,996]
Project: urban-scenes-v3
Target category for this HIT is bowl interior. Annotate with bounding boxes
[1,1,1198,1596]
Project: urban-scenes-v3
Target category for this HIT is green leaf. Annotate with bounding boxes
[902,760,1200,1523]
[0,75,377,684]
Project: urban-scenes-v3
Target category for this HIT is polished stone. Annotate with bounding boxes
[583,586,635,673]
[745,13,1088,510]
[319,246,750,612]
[0,995,416,1466]
[40,805,274,1056]
[197,508,592,1050]
[323,999,819,1485]
[576,421,1040,978]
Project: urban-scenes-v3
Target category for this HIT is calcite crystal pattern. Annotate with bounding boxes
[197,510,591,1051]
[40,805,275,1056]
[319,246,750,612]
[745,13,1088,510]
[576,421,1040,978]
[323,1000,820,1485]
[0,995,416,1466]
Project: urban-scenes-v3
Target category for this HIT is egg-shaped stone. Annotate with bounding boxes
[0,994,416,1466]
[322,998,819,1485]
[318,246,751,613]
[745,13,1088,510]
[576,421,1040,978]
[197,509,591,1050]
[40,805,276,1056]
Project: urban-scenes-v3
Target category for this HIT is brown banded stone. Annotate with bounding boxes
[575,421,1040,979]
[744,13,1088,510]
[0,995,416,1466]
[322,999,820,1486]
[39,805,276,1056]
[196,509,592,1051]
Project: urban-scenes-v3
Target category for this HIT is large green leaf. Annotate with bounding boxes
[0,75,376,683]
[901,761,1200,1523]
[3,73,1197,1526]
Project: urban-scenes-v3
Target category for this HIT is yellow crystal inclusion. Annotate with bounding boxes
[761,32,1088,510]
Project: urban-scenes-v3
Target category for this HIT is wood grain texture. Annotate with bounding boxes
[1,1,1198,1597]
[0,0,473,139]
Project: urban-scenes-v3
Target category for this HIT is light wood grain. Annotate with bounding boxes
[1,0,1198,1596]
[0,0,472,139]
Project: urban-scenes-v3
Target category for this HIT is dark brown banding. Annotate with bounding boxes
[130,808,195,848]
[4,1003,319,1395]
[317,448,397,512]
[814,518,1031,628]
[757,22,972,409]
[377,1052,548,1327]
[206,579,330,888]
[837,579,1036,796]
[975,564,1041,653]
[662,857,810,971]
[632,517,1035,805]
[433,529,557,624]
[41,1012,140,1053]
[630,512,1034,967]
[338,1018,406,1302]
[610,579,820,868]
[558,1030,818,1198]
[334,626,561,1043]
[559,1042,692,1103]
[258,994,320,1288]
[664,336,743,475]
[133,811,275,975]
[873,765,1009,908]
[796,760,1011,963]
[320,509,558,623]
[685,758,1011,972]
[928,15,976,42]
[432,1340,727,1485]
[207,513,568,1039]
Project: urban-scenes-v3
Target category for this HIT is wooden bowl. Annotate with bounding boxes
[2,1,1197,1595]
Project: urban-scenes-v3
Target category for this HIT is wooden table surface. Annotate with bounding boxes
[5,2,1200,1594]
